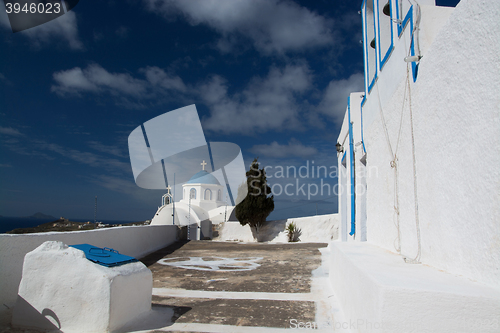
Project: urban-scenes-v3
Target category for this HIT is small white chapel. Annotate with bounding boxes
[150,160,238,238]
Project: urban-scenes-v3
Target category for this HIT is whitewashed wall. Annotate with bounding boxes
[216,214,339,243]
[337,93,367,242]
[362,0,500,288]
[0,225,178,326]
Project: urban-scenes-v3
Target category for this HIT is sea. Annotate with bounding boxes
[0,217,140,234]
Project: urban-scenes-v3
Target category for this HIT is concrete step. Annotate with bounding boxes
[329,241,500,333]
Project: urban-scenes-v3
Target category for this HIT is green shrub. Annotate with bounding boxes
[286,221,300,242]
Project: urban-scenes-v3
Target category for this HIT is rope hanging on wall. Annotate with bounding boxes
[375,19,422,263]
[401,4,422,263]
[403,63,422,264]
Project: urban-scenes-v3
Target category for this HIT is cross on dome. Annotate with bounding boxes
[201,160,207,171]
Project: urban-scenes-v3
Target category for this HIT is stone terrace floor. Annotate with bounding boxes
[2,240,347,333]
[123,240,343,333]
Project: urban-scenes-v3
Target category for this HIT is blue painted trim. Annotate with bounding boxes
[362,0,378,95]
[377,0,394,70]
[395,4,418,81]
[368,70,377,93]
[360,98,367,154]
[361,0,369,95]
[341,151,346,164]
[410,14,419,82]
[347,96,356,236]
[368,0,378,92]
[406,8,418,82]
[396,0,412,37]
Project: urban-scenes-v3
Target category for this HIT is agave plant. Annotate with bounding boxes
[286,221,297,242]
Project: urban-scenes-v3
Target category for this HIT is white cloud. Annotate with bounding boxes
[88,141,127,158]
[317,73,364,123]
[89,175,163,204]
[115,26,129,38]
[143,0,334,55]
[92,175,139,195]
[1,128,132,178]
[141,66,187,92]
[51,64,187,100]
[51,63,313,133]
[83,65,146,96]
[52,64,148,97]
[51,63,363,133]
[0,7,83,50]
[201,63,312,133]
[0,126,23,136]
[0,73,12,85]
[52,67,98,94]
[34,141,131,173]
[250,139,318,158]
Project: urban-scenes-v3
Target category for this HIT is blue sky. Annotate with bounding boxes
[0,0,458,221]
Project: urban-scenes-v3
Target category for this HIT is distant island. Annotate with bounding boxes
[5,217,151,234]
[22,212,57,220]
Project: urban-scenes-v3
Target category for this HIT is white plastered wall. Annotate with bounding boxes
[337,93,366,242]
[151,201,208,226]
[362,0,500,288]
[216,213,339,243]
[0,224,178,327]
[337,109,350,242]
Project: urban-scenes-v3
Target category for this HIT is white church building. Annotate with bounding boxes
[151,161,237,239]
[331,0,500,332]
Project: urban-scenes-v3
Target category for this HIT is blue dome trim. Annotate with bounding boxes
[186,170,220,185]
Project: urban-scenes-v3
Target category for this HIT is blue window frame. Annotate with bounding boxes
[347,96,355,236]
[362,0,378,94]
[395,3,419,81]
[377,0,394,70]
[395,0,412,37]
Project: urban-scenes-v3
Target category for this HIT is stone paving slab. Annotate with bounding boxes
[152,296,316,328]
[3,241,333,333]
[141,241,327,294]
[152,288,317,301]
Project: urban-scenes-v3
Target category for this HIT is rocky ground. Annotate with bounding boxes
[5,218,150,234]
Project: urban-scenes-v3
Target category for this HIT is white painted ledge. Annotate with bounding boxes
[328,241,500,333]
[153,288,317,301]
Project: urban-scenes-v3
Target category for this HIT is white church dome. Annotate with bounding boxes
[186,170,220,185]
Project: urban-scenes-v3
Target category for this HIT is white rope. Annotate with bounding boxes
[375,83,403,254]
[392,68,410,255]
[376,84,395,162]
[401,7,422,263]
[372,0,422,261]
[403,63,422,264]
[408,0,422,58]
